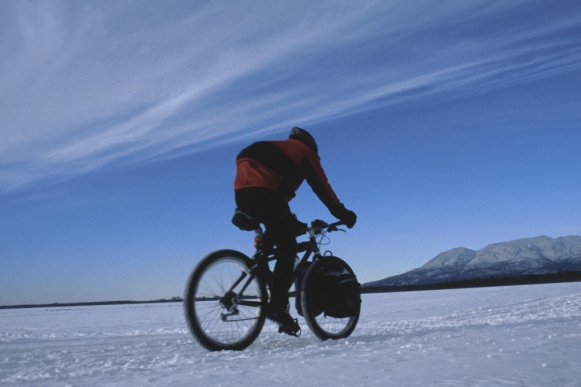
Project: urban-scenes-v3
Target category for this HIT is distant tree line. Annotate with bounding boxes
[362,270,581,294]
[5,271,581,309]
[0,296,184,310]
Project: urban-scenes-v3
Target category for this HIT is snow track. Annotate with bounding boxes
[2,282,581,386]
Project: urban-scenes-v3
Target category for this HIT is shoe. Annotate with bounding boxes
[276,313,301,337]
[267,304,301,337]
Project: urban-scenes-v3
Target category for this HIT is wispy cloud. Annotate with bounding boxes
[2,0,580,191]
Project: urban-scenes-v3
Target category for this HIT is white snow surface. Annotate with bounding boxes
[2,282,581,386]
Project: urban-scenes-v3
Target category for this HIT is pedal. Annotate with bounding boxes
[277,319,301,337]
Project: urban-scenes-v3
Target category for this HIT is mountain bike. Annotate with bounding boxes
[183,214,361,351]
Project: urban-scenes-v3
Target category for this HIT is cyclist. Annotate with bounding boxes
[233,126,357,335]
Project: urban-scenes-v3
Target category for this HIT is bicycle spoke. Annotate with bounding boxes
[184,251,266,350]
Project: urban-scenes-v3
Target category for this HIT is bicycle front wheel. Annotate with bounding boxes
[301,256,360,340]
[183,249,266,351]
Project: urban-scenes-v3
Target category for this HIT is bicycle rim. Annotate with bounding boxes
[308,313,358,338]
[301,257,360,340]
[184,250,266,351]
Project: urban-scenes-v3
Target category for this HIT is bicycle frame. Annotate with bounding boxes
[221,222,339,311]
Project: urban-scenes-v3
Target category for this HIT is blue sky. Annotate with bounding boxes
[1,0,581,305]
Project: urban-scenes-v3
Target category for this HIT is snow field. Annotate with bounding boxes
[1,282,581,386]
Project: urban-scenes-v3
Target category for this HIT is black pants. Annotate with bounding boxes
[235,188,298,308]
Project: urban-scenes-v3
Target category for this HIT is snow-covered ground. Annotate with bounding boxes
[2,282,581,386]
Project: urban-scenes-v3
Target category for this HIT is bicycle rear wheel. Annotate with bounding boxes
[183,249,266,351]
[301,256,360,340]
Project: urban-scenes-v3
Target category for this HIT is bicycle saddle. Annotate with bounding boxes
[232,209,260,231]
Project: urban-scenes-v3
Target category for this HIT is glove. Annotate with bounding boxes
[291,213,308,236]
[337,206,357,228]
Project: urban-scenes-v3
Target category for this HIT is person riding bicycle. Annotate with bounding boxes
[233,127,357,335]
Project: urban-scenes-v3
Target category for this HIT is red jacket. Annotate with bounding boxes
[234,139,344,217]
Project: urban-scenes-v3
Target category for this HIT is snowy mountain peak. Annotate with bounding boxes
[366,235,581,288]
[421,247,476,270]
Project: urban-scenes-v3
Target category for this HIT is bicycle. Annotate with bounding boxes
[183,213,361,351]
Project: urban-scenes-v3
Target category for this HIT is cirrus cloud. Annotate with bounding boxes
[2,0,580,191]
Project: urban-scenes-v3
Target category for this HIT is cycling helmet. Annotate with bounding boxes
[289,127,318,153]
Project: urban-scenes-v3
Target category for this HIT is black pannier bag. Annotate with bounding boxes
[296,257,360,318]
[320,258,361,318]
[298,257,360,318]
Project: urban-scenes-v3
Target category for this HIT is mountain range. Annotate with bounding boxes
[364,235,581,288]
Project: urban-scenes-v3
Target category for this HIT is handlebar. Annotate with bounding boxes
[292,220,345,253]
[305,219,345,235]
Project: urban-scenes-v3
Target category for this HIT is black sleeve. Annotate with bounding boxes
[300,156,344,217]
